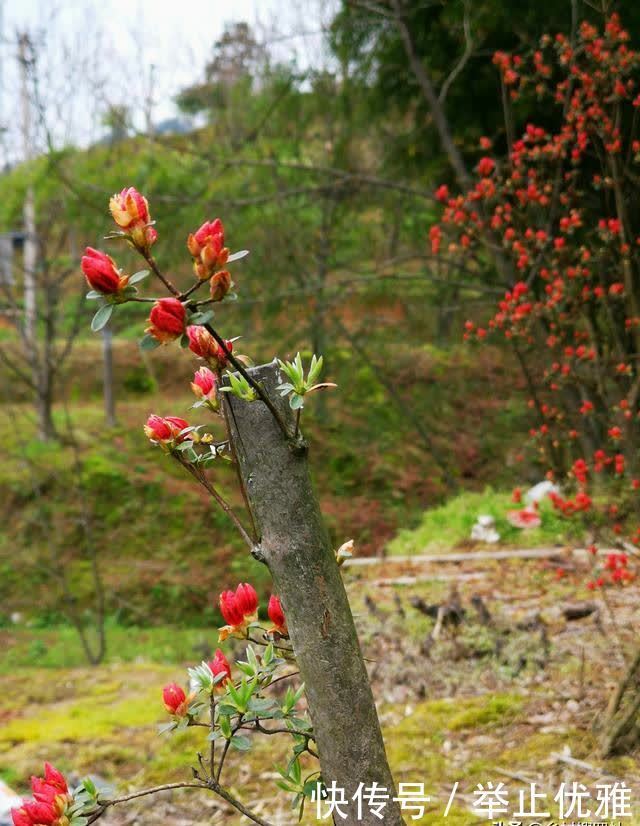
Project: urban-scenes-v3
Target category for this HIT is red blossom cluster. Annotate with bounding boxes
[144,414,189,444]
[433,14,640,589]
[81,189,241,377]
[11,764,71,826]
[218,583,287,641]
[161,586,288,718]
[587,551,635,589]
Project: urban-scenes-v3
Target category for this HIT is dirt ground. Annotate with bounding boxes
[1,547,639,825]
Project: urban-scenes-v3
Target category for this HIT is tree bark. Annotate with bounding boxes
[223,361,404,826]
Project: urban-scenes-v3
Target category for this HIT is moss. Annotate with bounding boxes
[448,695,522,730]
[388,488,577,555]
[0,694,162,748]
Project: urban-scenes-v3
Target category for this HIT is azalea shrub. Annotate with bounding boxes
[433,13,640,589]
[26,187,340,825]
[432,11,640,753]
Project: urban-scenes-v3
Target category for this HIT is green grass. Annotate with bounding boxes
[0,622,218,673]
[387,487,580,555]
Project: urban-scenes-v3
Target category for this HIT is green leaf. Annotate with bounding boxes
[308,354,323,386]
[188,310,215,325]
[129,269,150,284]
[246,645,259,671]
[263,643,274,665]
[290,756,302,785]
[303,779,321,797]
[82,778,97,796]
[175,440,196,451]
[139,333,161,351]
[230,734,252,751]
[248,697,276,714]
[91,303,114,332]
[157,721,177,734]
[85,290,102,300]
[289,393,304,410]
[217,703,237,716]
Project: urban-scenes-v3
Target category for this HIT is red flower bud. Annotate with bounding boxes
[210,270,232,302]
[11,807,32,826]
[268,595,288,635]
[22,800,57,825]
[110,186,150,229]
[42,764,68,796]
[191,366,217,401]
[146,298,186,343]
[188,220,230,280]
[219,590,244,626]
[477,157,495,177]
[186,326,232,368]
[13,764,71,826]
[30,777,62,806]
[109,187,156,250]
[81,247,127,294]
[208,648,232,687]
[144,414,189,443]
[235,583,258,617]
[162,682,188,716]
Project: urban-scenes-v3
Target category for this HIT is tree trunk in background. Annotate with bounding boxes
[36,377,55,441]
[223,362,405,826]
[102,324,116,427]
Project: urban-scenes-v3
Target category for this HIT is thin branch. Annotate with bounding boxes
[141,250,181,297]
[438,0,474,104]
[389,0,470,187]
[178,457,255,549]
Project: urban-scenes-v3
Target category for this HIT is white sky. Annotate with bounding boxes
[0,0,333,161]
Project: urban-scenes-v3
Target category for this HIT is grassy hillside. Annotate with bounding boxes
[1,334,534,631]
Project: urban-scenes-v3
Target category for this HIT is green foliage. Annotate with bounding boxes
[388,488,578,555]
[220,372,257,402]
[277,353,334,411]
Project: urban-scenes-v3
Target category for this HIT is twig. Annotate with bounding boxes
[438,0,474,104]
[178,458,254,549]
[210,693,216,779]
[141,250,180,297]
[86,783,206,823]
[86,778,276,826]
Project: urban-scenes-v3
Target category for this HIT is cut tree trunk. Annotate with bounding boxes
[223,361,405,826]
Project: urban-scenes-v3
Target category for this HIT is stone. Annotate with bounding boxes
[470,515,500,544]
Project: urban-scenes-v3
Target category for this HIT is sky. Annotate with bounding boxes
[0,0,333,161]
